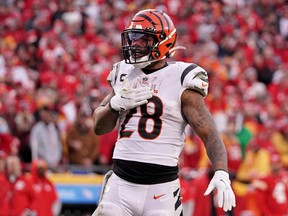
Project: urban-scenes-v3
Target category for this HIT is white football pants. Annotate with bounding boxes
[92,172,183,216]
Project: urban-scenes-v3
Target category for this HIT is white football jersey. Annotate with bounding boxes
[108,60,209,166]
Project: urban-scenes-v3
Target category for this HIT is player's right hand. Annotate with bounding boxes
[110,87,153,111]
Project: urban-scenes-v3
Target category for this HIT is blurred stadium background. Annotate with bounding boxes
[0,0,288,215]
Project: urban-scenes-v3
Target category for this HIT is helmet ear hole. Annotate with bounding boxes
[154,51,160,57]
[160,34,166,40]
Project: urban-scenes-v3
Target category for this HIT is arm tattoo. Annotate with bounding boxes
[182,90,228,171]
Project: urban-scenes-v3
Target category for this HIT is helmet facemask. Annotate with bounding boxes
[121,30,160,68]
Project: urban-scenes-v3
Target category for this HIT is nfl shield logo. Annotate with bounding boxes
[142,77,149,85]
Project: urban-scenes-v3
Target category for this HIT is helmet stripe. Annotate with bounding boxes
[150,11,164,30]
[135,14,156,29]
[159,12,171,31]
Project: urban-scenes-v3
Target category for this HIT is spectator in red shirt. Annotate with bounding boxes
[0,132,20,156]
[0,155,37,216]
[30,159,62,216]
[179,127,208,170]
[251,154,288,216]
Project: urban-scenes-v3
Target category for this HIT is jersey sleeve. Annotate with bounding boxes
[180,63,209,97]
[107,62,121,87]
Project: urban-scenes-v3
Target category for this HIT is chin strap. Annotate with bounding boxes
[167,46,186,58]
[130,55,153,69]
[132,61,152,69]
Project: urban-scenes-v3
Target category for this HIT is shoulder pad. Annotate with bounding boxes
[107,62,121,87]
[181,64,209,97]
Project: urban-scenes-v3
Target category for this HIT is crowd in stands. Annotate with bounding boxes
[0,156,61,216]
[0,0,288,215]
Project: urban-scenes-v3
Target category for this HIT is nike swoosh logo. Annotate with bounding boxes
[153,194,166,200]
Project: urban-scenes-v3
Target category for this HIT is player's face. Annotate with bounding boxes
[124,32,156,58]
[129,33,154,46]
[6,157,21,176]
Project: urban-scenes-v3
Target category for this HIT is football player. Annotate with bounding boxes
[92,9,236,216]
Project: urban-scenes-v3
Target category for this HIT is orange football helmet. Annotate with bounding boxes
[121,9,179,68]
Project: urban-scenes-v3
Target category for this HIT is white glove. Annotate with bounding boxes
[110,87,153,111]
[204,170,236,212]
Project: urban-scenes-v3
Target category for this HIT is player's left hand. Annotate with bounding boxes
[204,170,236,212]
